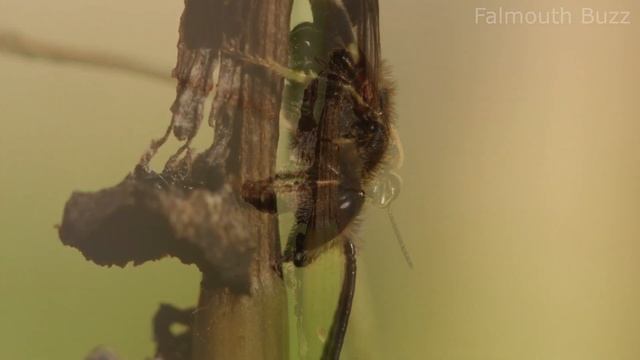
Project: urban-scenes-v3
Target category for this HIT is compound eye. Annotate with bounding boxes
[369,171,402,208]
[289,22,321,71]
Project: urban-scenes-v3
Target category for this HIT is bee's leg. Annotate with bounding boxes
[222,46,317,86]
[282,196,313,265]
[322,239,357,360]
[241,177,279,213]
[242,171,309,214]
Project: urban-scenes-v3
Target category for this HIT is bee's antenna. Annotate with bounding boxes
[386,205,414,269]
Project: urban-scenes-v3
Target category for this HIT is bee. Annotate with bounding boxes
[238,0,401,358]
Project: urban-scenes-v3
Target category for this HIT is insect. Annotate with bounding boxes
[238,0,401,358]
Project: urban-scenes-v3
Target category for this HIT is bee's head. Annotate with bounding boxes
[289,22,322,72]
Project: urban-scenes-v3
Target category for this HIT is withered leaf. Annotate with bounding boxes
[59,169,255,290]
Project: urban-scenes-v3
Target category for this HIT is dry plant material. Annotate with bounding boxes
[153,304,196,360]
[56,0,399,358]
[59,169,254,290]
[58,0,291,359]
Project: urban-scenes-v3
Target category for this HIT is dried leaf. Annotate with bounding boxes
[58,168,255,291]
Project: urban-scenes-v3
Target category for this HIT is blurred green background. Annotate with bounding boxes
[3,0,640,359]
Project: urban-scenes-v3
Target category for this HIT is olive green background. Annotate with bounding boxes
[2,0,640,359]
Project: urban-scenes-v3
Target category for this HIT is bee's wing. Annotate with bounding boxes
[309,0,356,51]
[288,79,366,265]
[286,1,381,266]
[308,0,382,100]
[343,0,381,86]
[309,1,380,53]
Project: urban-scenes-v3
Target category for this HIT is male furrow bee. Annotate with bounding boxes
[239,1,398,358]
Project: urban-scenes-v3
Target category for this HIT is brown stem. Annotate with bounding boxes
[189,1,292,359]
[57,1,294,358]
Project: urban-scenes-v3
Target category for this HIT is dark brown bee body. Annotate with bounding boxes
[285,47,390,266]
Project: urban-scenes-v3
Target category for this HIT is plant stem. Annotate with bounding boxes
[188,1,293,359]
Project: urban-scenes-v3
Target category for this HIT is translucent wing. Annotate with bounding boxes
[343,0,381,92]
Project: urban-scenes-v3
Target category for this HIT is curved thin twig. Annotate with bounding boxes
[0,30,171,83]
